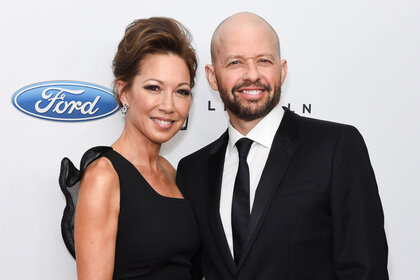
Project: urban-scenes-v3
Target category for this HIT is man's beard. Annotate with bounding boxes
[216,79,281,121]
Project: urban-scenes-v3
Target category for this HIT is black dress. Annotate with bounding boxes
[59,147,201,280]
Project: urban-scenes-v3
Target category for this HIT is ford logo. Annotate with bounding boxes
[12,81,119,121]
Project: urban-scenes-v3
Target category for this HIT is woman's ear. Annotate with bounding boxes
[117,80,129,106]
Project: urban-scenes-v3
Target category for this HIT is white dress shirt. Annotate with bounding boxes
[220,105,284,257]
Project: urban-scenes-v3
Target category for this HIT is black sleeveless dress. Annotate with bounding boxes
[59,147,201,280]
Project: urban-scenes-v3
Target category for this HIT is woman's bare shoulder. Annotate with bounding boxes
[79,156,119,201]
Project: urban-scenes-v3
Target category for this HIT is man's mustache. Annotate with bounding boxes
[232,81,272,94]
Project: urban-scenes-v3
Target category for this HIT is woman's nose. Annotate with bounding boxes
[158,92,175,113]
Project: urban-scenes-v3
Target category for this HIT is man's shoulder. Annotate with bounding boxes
[288,109,358,135]
[279,109,363,146]
[287,111,365,148]
[178,132,227,167]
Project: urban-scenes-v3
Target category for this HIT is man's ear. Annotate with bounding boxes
[205,64,219,91]
[280,59,288,86]
[117,80,129,106]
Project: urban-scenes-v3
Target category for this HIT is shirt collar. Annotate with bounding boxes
[227,105,284,153]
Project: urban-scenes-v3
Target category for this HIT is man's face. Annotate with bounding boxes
[207,22,287,122]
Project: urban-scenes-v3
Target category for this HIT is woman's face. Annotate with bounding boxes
[120,53,191,144]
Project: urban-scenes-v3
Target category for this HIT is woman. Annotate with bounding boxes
[61,17,200,279]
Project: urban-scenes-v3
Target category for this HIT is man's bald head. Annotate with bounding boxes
[210,12,280,63]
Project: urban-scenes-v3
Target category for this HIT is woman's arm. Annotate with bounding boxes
[74,157,120,280]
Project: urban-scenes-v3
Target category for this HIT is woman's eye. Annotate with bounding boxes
[177,89,191,96]
[144,85,160,91]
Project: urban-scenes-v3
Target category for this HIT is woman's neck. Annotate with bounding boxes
[112,123,162,172]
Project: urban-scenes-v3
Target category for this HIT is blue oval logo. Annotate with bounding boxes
[12,81,119,121]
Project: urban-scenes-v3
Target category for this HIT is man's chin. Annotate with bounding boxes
[230,108,271,122]
[233,99,279,121]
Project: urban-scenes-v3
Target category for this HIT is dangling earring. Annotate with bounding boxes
[121,104,128,114]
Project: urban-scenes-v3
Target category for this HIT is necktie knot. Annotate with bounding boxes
[236,138,253,159]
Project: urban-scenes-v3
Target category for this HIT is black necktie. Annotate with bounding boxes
[232,137,253,265]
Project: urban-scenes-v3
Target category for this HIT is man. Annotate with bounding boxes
[177,12,388,279]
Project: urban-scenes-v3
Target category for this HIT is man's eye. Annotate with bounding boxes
[177,89,191,96]
[228,60,240,66]
[144,85,160,91]
[259,59,271,63]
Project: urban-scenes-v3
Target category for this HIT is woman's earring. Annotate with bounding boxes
[121,104,128,115]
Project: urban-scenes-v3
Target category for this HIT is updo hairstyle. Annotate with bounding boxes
[112,17,197,106]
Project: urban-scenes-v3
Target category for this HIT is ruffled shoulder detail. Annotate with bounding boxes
[59,146,112,258]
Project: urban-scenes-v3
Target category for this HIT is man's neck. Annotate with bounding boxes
[227,111,264,136]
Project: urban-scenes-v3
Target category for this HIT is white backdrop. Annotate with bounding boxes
[1,0,419,279]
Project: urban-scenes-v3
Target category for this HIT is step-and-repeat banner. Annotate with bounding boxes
[1,0,419,279]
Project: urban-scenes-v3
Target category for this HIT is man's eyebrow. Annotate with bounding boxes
[224,53,276,61]
[224,55,244,61]
[256,53,277,59]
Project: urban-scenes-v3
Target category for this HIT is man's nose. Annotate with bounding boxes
[242,60,262,82]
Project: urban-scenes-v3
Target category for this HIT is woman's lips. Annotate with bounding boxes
[151,117,175,129]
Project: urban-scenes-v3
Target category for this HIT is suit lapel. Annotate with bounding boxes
[237,108,301,268]
[207,131,237,274]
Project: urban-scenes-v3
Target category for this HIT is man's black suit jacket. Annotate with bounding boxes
[177,108,389,280]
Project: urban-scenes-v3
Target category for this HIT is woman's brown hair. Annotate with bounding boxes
[112,17,197,106]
